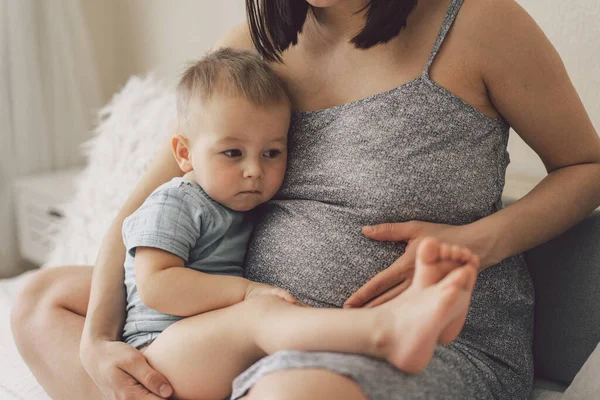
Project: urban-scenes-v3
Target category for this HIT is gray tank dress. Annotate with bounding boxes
[232,0,534,398]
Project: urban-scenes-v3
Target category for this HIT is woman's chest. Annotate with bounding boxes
[276,90,509,225]
[280,52,495,119]
[273,2,498,119]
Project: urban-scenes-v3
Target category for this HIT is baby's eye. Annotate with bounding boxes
[223,149,242,157]
[263,149,281,159]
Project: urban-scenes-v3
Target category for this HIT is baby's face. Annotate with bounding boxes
[186,94,290,212]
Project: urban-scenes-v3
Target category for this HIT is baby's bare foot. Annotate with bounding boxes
[373,237,479,374]
[411,238,480,344]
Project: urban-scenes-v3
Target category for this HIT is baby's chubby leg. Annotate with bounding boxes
[142,237,479,400]
[141,297,274,400]
[141,294,379,400]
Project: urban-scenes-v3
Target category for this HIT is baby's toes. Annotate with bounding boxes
[450,245,464,262]
[466,253,481,270]
[439,243,452,261]
[459,248,472,263]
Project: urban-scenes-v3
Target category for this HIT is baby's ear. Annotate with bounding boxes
[171,134,193,172]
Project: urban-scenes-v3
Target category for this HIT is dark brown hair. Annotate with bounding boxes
[246,0,419,62]
[176,48,289,129]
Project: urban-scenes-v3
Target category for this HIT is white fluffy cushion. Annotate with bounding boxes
[44,75,176,267]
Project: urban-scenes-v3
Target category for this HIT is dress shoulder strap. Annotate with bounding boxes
[422,0,465,79]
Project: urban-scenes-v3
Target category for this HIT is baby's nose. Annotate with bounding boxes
[243,161,264,178]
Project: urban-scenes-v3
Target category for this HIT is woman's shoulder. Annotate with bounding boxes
[449,0,561,90]
[458,0,544,57]
[214,23,254,52]
[458,0,565,86]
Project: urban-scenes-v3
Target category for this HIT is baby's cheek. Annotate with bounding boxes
[275,162,288,181]
[268,171,286,193]
[199,171,232,198]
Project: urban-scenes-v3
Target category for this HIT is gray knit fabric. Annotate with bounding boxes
[232,0,534,398]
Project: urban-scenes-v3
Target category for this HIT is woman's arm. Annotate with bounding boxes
[345,0,600,307]
[78,134,184,399]
[80,134,184,347]
[470,0,600,267]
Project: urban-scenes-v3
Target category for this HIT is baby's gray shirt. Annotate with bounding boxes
[121,177,254,348]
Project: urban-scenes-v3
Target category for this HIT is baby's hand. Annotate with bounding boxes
[245,282,297,304]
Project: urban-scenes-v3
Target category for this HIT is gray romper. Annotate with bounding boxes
[121,178,253,349]
[233,0,534,399]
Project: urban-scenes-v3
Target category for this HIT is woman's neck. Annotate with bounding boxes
[308,0,370,44]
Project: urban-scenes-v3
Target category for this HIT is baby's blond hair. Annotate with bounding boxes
[176,48,289,131]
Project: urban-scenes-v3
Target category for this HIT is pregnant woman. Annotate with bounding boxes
[11,0,600,399]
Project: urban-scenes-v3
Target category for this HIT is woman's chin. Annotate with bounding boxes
[306,0,348,8]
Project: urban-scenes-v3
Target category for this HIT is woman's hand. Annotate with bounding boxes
[80,338,173,400]
[344,221,487,308]
[245,282,298,304]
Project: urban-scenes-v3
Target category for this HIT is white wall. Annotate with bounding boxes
[82,0,599,179]
[115,1,246,83]
[82,0,246,103]
[81,0,119,103]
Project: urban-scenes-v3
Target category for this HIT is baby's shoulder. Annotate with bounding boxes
[150,177,205,203]
[140,177,217,218]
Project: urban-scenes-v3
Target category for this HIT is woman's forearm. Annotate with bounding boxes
[81,134,184,348]
[81,221,129,343]
[468,162,600,269]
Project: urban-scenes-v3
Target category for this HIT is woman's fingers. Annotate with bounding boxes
[362,221,420,241]
[115,379,170,400]
[83,340,172,400]
[362,277,413,308]
[348,221,424,306]
[344,256,413,308]
[121,349,173,399]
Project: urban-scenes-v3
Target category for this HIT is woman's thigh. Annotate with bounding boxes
[11,266,103,400]
[242,369,368,400]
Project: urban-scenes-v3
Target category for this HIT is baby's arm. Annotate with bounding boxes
[124,184,295,317]
[134,247,255,316]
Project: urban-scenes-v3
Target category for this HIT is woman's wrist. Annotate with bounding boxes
[79,334,101,372]
[80,309,122,362]
[81,331,112,349]
[80,329,111,360]
[458,219,503,270]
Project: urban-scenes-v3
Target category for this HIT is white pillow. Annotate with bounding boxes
[44,75,176,268]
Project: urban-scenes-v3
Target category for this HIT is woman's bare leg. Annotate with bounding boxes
[10,266,104,400]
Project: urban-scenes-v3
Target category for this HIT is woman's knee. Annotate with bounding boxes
[10,266,92,340]
[246,369,368,400]
[11,269,58,326]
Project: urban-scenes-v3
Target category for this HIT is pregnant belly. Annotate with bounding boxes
[244,200,406,308]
